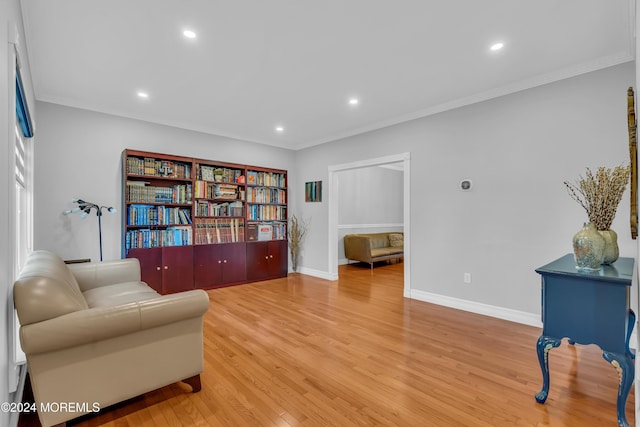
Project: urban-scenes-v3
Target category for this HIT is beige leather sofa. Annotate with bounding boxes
[344,232,404,269]
[13,250,210,427]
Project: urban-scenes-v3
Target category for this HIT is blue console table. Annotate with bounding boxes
[535,254,635,427]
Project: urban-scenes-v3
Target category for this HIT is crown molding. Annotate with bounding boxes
[295,52,635,150]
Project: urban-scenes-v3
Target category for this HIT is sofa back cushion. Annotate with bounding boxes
[13,250,89,325]
[388,233,404,248]
[360,233,391,249]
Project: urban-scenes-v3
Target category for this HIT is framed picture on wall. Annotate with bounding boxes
[305,181,322,202]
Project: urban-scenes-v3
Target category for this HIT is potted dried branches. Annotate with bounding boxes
[564,165,630,269]
[288,215,308,272]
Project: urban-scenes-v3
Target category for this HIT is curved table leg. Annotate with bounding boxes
[625,309,635,360]
[535,335,561,403]
[602,351,634,427]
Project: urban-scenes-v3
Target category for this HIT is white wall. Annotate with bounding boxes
[337,166,403,262]
[0,12,11,427]
[294,62,636,317]
[33,102,297,262]
[29,62,638,320]
[338,165,403,224]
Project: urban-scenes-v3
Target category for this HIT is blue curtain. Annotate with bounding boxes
[16,68,33,138]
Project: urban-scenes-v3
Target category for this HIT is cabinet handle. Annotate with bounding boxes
[265,256,269,260]
[270,255,273,259]
[164,266,169,270]
[156,267,161,271]
[223,260,227,263]
[218,260,222,264]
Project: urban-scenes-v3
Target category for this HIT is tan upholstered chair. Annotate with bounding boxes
[13,250,209,427]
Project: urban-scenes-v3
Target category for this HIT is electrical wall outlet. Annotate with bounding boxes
[464,273,472,284]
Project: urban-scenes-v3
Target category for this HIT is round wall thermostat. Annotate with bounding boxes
[460,179,472,190]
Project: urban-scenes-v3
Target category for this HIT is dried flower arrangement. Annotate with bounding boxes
[288,215,309,272]
[564,165,631,230]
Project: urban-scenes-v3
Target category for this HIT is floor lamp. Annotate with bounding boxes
[63,199,117,261]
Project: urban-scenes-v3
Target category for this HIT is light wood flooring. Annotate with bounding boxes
[20,261,634,426]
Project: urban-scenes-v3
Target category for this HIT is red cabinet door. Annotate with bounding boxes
[161,246,194,294]
[267,240,288,278]
[194,244,223,288]
[246,240,288,281]
[222,242,247,284]
[127,247,162,293]
[195,243,247,288]
[246,241,269,281]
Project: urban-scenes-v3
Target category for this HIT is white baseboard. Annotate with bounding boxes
[410,289,543,328]
[296,266,338,281]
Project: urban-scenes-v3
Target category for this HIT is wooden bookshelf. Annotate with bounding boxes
[121,149,288,293]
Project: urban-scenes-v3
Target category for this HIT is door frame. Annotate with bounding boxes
[327,152,411,297]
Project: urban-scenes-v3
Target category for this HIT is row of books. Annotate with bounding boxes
[246,187,286,204]
[246,170,285,188]
[125,226,193,250]
[246,222,287,241]
[127,205,192,226]
[247,204,287,221]
[194,218,244,244]
[126,182,192,204]
[195,200,243,217]
[127,157,191,179]
[197,165,243,183]
[193,181,242,200]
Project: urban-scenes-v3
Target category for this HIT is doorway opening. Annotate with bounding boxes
[327,153,411,297]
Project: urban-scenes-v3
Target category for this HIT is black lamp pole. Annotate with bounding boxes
[64,199,116,262]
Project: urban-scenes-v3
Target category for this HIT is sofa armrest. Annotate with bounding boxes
[19,289,209,355]
[344,235,372,263]
[68,258,141,292]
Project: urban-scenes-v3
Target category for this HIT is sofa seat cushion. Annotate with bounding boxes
[83,281,160,308]
[371,247,403,258]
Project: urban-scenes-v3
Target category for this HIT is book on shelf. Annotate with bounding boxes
[246,223,258,241]
[128,204,192,226]
[246,171,286,187]
[247,204,287,221]
[257,223,273,241]
[198,165,243,183]
[194,181,239,200]
[125,226,193,250]
[127,156,191,179]
[246,187,286,204]
[272,222,287,240]
[127,181,192,204]
[195,200,244,217]
[252,222,285,241]
[194,218,245,244]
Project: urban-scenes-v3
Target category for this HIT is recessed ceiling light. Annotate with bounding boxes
[183,30,197,39]
[275,126,284,132]
[349,98,359,106]
[137,91,149,99]
[490,42,504,51]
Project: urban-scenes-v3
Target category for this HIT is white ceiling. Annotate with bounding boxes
[20,0,635,150]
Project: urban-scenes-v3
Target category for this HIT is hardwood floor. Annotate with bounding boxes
[20,261,634,426]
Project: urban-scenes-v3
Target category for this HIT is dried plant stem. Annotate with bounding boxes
[564,165,630,230]
[288,215,309,272]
